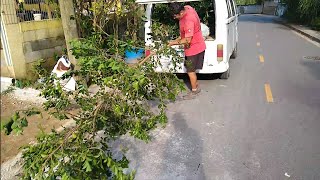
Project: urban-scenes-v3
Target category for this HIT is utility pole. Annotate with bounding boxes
[58,0,79,66]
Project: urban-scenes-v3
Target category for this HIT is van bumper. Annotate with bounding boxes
[154,61,229,74]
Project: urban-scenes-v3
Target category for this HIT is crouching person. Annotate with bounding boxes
[51,56,77,92]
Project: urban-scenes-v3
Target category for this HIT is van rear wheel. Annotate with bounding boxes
[220,68,230,79]
[231,44,238,59]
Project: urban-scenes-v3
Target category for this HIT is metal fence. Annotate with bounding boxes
[1,0,60,24]
[1,0,19,24]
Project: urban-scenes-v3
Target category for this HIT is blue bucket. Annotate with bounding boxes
[125,48,144,63]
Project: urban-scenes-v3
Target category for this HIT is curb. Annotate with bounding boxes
[274,19,320,44]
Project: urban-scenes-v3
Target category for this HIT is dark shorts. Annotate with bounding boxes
[184,51,205,72]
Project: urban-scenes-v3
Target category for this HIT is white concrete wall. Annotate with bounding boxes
[238,5,263,14]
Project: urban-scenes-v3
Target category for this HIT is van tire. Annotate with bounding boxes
[231,44,238,59]
[220,69,230,79]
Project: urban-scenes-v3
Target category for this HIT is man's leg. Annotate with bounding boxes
[187,72,198,91]
[183,53,203,99]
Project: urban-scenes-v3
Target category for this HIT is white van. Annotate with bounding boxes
[136,0,238,79]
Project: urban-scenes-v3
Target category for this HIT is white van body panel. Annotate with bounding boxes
[138,0,238,74]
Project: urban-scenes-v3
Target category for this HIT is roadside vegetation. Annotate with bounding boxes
[283,0,320,30]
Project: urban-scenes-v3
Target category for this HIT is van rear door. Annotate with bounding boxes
[226,0,236,58]
[230,0,238,48]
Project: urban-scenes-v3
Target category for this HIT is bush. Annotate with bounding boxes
[310,17,320,30]
[283,0,320,26]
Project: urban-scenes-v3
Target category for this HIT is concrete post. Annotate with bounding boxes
[58,0,78,65]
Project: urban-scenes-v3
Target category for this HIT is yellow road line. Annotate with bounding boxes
[264,84,274,103]
[259,55,265,63]
[257,42,261,46]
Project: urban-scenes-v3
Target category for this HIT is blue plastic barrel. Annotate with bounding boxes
[125,48,144,64]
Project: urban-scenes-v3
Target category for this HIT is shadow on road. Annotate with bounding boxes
[239,14,278,24]
[109,112,206,179]
[300,60,320,80]
[160,112,206,179]
[176,74,220,90]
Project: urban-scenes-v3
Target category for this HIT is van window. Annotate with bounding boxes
[226,0,232,18]
[152,1,216,40]
[229,0,236,16]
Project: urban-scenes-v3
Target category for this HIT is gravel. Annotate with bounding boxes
[11,88,46,105]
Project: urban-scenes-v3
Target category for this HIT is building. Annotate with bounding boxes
[1,0,66,79]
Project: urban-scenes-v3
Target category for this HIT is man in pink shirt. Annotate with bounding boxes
[168,3,206,100]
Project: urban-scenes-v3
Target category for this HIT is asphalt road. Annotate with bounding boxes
[121,15,320,180]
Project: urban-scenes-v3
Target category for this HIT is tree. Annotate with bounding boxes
[283,0,320,27]
[58,0,79,65]
[298,0,320,23]
[236,0,259,5]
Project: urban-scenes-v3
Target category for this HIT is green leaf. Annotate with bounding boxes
[21,117,28,127]
[114,105,122,116]
[25,109,41,116]
[119,156,129,168]
[72,133,77,139]
[13,112,20,121]
[13,128,23,135]
[40,154,47,158]
[83,160,92,172]
[98,64,105,70]
[2,119,14,135]
[107,157,112,167]
[168,92,176,100]
[11,121,18,129]
[61,173,69,180]
[139,77,146,85]
[159,114,168,124]
[133,81,139,91]
[114,166,119,176]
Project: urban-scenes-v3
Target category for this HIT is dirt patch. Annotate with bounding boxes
[1,94,66,163]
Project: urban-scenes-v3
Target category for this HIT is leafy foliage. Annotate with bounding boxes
[3,0,186,179]
[14,79,34,89]
[236,0,261,5]
[16,38,184,178]
[32,59,50,79]
[1,108,41,135]
[281,0,320,28]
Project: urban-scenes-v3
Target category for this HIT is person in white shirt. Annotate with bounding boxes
[51,56,76,92]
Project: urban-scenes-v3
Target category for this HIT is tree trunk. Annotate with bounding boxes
[58,0,79,66]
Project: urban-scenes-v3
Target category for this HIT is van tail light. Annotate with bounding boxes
[145,50,151,57]
[217,44,223,62]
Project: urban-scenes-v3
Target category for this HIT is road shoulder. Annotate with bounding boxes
[273,17,320,44]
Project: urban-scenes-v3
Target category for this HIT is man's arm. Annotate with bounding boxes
[168,37,192,46]
[169,20,194,47]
